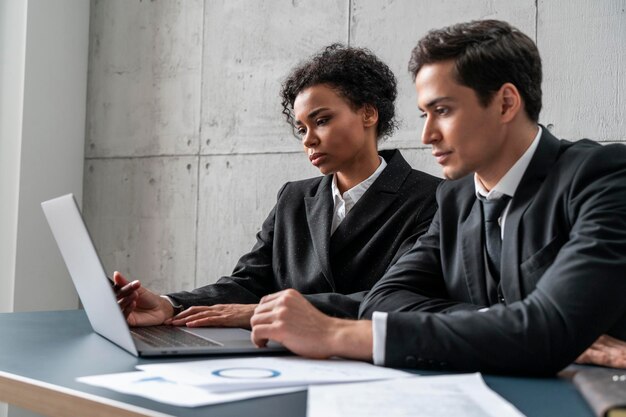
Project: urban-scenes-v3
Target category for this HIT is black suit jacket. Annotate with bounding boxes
[360,129,626,375]
[169,149,441,318]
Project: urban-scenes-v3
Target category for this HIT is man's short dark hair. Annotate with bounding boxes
[408,19,542,122]
[281,43,398,139]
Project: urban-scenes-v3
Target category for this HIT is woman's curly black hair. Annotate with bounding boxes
[280,43,398,140]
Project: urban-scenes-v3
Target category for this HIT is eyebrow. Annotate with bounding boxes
[418,96,453,112]
[294,107,330,125]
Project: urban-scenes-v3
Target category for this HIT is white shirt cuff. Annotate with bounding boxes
[160,295,183,309]
[372,311,388,366]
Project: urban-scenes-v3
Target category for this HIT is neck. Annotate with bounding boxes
[335,144,380,194]
[477,121,539,191]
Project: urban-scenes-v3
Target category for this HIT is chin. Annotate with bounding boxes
[317,166,333,176]
[442,166,470,181]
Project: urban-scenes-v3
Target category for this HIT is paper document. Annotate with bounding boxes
[78,371,304,407]
[307,373,525,417]
[137,356,411,393]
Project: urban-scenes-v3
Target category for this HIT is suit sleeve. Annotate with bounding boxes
[371,145,626,375]
[167,184,288,308]
[389,183,440,267]
[359,204,484,319]
[303,291,368,318]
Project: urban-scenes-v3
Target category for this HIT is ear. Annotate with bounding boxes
[499,83,522,123]
[361,104,379,128]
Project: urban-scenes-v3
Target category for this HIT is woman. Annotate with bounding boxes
[115,44,440,327]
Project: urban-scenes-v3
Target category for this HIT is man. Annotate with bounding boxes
[250,19,626,375]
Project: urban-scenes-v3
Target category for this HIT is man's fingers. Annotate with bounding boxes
[575,351,592,364]
[607,357,626,368]
[576,346,626,369]
[251,323,279,347]
[258,290,291,305]
[577,335,626,368]
[254,297,283,315]
[599,334,626,349]
[250,309,276,328]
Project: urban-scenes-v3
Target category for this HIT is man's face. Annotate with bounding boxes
[415,60,505,181]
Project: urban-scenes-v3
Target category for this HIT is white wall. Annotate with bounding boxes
[11,0,90,313]
[0,0,27,316]
[84,0,626,295]
[0,5,26,417]
[0,0,90,312]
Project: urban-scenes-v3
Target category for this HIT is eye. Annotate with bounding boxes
[419,112,427,119]
[295,126,306,136]
[316,117,330,126]
[435,106,449,116]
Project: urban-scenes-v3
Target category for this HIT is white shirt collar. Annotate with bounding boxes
[475,126,542,200]
[331,156,386,209]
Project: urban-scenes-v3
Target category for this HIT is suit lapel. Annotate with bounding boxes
[304,175,335,291]
[330,150,409,254]
[500,128,562,302]
[461,197,489,304]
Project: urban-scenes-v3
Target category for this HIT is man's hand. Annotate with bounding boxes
[113,271,174,327]
[576,335,626,368]
[164,304,257,329]
[250,289,373,361]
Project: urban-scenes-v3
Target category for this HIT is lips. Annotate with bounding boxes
[309,152,328,166]
[432,150,452,165]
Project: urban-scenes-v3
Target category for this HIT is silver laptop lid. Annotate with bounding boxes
[41,194,139,356]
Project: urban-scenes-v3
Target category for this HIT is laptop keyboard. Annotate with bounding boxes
[130,326,221,348]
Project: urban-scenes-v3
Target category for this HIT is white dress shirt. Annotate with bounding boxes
[372,127,542,366]
[331,156,387,234]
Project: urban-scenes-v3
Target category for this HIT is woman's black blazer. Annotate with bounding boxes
[168,149,441,318]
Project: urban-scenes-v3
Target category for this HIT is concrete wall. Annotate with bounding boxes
[84,0,626,294]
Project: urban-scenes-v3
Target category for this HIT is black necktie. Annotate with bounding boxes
[480,195,511,280]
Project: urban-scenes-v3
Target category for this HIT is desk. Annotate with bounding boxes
[0,310,593,417]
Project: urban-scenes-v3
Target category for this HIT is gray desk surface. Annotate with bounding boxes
[0,310,594,417]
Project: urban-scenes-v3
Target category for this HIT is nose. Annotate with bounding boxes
[421,116,440,145]
[302,128,319,149]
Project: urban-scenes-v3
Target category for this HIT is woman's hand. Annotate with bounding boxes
[165,304,257,329]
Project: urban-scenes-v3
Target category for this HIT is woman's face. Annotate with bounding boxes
[293,84,377,176]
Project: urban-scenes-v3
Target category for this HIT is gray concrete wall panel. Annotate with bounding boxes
[201,0,349,155]
[83,157,198,294]
[538,0,626,142]
[196,153,319,287]
[86,0,203,158]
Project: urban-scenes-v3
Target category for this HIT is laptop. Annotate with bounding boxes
[41,193,285,357]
